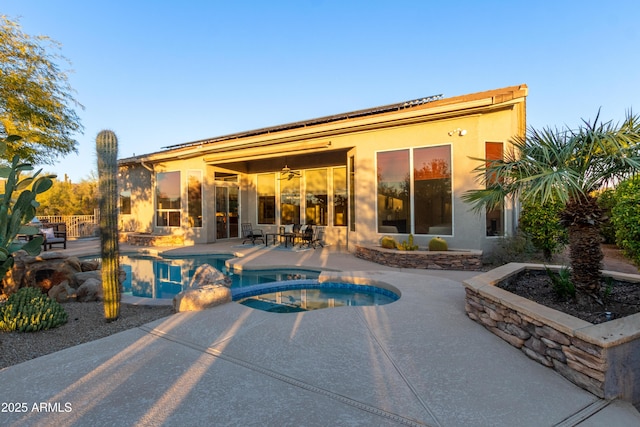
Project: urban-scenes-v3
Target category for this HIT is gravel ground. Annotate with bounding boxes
[0,302,174,370]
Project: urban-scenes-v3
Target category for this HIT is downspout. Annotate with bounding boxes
[140,160,154,172]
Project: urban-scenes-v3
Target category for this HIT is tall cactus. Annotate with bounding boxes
[96,130,120,321]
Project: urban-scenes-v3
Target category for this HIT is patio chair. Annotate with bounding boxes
[298,225,314,248]
[241,223,265,245]
[311,227,325,248]
[41,223,67,251]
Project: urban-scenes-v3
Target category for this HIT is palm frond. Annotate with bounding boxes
[463,110,640,213]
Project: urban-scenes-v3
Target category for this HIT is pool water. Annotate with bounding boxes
[118,253,320,299]
[234,281,399,313]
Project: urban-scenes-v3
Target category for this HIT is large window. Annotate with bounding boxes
[156,171,181,227]
[349,156,355,231]
[333,167,347,226]
[120,190,131,215]
[485,142,504,236]
[377,145,452,235]
[259,167,347,226]
[187,170,202,228]
[414,146,452,235]
[280,174,301,224]
[305,169,327,225]
[257,173,276,224]
[377,150,410,233]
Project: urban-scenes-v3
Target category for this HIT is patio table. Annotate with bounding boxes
[265,232,296,247]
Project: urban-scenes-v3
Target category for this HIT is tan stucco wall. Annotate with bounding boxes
[118,85,526,251]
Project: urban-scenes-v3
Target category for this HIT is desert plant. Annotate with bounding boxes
[483,233,537,266]
[428,237,448,251]
[545,266,575,300]
[611,176,640,266]
[0,287,67,332]
[96,130,120,322]
[380,235,396,249]
[464,111,640,307]
[396,234,419,251]
[0,135,54,280]
[519,199,568,260]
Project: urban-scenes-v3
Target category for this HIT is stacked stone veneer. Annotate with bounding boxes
[124,233,185,246]
[464,263,640,405]
[355,245,482,271]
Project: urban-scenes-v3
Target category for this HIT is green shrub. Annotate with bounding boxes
[380,236,396,249]
[428,237,448,251]
[519,199,568,260]
[0,287,68,332]
[611,176,640,266]
[545,266,575,300]
[396,234,419,251]
[596,189,617,244]
[483,233,537,266]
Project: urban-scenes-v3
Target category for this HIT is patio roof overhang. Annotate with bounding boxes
[118,84,527,169]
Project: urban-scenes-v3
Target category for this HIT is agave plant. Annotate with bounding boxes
[0,135,54,279]
[463,111,640,306]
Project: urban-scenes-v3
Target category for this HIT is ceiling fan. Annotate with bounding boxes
[279,163,301,180]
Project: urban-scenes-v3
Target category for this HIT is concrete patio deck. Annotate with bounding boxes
[1,238,639,426]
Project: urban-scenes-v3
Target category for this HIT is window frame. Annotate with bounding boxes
[375,143,454,236]
[155,170,182,228]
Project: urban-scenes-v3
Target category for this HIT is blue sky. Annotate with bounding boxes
[3,1,640,182]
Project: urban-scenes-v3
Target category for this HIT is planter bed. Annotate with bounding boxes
[355,245,482,270]
[463,263,640,406]
[122,232,185,247]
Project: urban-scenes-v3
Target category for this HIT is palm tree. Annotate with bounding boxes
[463,111,640,306]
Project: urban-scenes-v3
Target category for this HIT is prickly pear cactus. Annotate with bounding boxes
[0,287,68,332]
[96,130,120,321]
[0,135,54,280]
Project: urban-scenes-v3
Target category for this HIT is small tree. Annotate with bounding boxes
[0,16,83,164]
[519,199,568,260]
[463,111,640,307]
[611,176,640,266]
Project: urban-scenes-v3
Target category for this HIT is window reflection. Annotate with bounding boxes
[414,146,452,235]
[258,173,276,224]
[305,169,327,225]
[377,150,410,233]
[156,171,181,227]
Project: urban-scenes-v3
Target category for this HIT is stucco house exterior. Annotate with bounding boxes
[117,84,527,253]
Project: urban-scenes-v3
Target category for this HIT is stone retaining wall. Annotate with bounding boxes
[355,245,482,270]
[124,233,185,246]
[463,263,640,405]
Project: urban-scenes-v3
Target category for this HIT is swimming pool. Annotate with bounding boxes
[117,253,320,299]
[233,279,399,313]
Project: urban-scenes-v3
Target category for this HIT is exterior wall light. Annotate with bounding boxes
[448,128,467,136]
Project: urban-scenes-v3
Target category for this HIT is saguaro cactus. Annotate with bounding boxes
[96,130,120,321]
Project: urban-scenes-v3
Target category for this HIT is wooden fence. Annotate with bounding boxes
[38,215,98,239]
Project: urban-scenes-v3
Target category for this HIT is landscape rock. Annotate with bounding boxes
[173,284,231,312]
[48,280,77,303]
[74,270,102,288]
[76,278,103,302]
[173,264,231,312]
[80,259,100,272]
[187,264,230,289]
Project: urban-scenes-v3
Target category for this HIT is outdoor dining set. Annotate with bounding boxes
[241,223,324,249]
